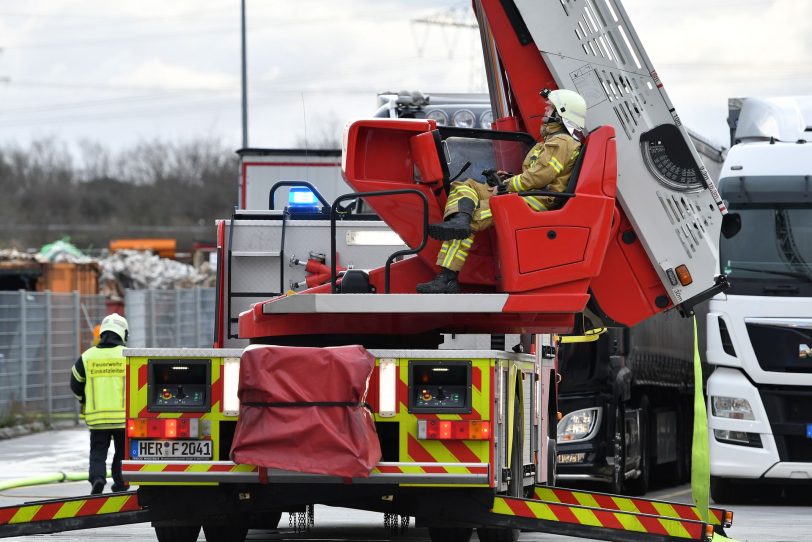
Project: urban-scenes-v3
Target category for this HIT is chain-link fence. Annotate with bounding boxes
[0,292,106,423]
[125,288,215,348]
[0,288,216,423]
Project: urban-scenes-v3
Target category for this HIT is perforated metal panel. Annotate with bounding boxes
[514,0,726,306]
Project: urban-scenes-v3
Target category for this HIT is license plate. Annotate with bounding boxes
[133,440,212,460]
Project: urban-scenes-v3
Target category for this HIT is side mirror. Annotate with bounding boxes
[721,212,741,239]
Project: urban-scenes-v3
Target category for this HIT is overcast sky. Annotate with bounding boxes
[0,0,809,160]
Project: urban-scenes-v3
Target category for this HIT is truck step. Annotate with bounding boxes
[489,493,719,542]
[531,485,732,528]
[0,492,149,538]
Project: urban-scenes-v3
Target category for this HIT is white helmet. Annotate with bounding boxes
[542,88,587,138]
[100,313,128,343]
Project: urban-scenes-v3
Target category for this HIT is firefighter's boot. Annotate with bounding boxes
[428,198,475,241]
[416,268,460,294]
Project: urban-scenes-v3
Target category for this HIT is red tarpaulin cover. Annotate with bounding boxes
[230,344,381,478]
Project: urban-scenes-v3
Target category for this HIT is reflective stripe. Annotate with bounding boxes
[71,365,85,383]
[441,236,473,268]
[523,196,548,212]
[548,157,563,173]
[509,175,525,192]
[479,209,492,220]
[442,239,462,268]
[448,185,479,203]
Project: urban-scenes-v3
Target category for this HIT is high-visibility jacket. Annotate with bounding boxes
[71,345,126,429]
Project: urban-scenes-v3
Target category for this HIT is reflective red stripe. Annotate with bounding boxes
[406,436,448,473]
[76,497,106,517]
[30,502,64,522]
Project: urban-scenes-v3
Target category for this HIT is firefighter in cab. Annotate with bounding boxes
[70,313,129,495]
[417,88,587,294]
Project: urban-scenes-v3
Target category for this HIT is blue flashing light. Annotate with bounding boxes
[289,187,318,207]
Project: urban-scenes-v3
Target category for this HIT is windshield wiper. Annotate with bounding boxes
[727,264,812,282]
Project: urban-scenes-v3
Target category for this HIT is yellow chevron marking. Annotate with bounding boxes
[652,502,684,520]
[98,495,129,514]
[573,492,600,509]
[533,487,559,502]
[525,501,557,521]
[186,463,213,473]
[141,464,171,472]
[231,464,257,472]
[10,505,41,524]
[612,496,641,514]
[570,507,602,527]
[615,512,646,533]
[660,518,691,538]
[53,499,85,519]
[491,498,514,515]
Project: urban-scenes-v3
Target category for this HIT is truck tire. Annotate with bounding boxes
[250,510,282,530]
[546,437,557,488]
[625,396,650,496]
[428,527,473,542]
[710,476,735,504]
[202,524,248,542]
[154,525,201,542]
[710,477,769,504]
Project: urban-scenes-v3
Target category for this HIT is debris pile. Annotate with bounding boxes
[1,239,215,298]
[98,250,215,300]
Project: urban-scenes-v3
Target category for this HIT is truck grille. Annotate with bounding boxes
[746,323,812,373]
[759,387,812,462]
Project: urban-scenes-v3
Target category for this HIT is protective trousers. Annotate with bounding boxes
[89,428,126,490]
[436,180,494,272]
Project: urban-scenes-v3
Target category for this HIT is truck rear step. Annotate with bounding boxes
[0,492,148,538]
[531,485,732,528]
[488,491,719,542]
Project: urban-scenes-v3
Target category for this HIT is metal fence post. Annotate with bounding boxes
[149,290,157,348]
[45,290,52,425]
[74,291,81,424]
[194,288,201,347]
[175,289,181,347]
[19,290,27,414]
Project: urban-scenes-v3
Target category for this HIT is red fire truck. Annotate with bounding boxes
[1,1,739,541]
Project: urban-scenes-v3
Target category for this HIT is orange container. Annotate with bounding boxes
[39,262,99,294]
[109,238,176,259]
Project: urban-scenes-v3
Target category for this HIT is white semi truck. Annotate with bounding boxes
[707,96,812,502]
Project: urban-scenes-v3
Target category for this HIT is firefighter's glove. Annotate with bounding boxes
[482,168,501,187]
[496,183,509,195]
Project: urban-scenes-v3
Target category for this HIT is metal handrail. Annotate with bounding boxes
[330,189,429,294]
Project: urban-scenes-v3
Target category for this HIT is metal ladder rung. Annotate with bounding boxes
[231,251,281,257]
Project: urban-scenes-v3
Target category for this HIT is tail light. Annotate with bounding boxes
[417,419,491,440]
[127,418,199,439]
